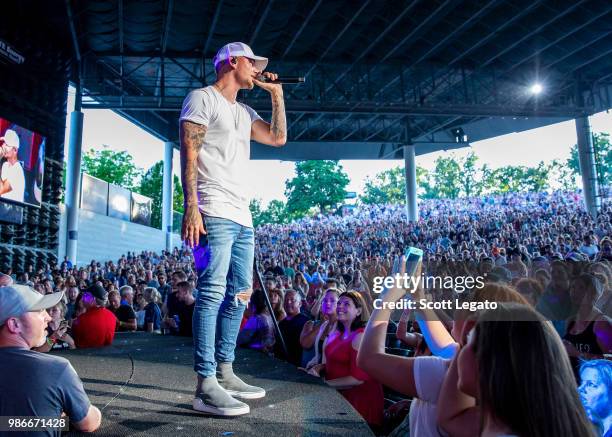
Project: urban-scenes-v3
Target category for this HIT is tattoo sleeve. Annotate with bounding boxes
[270,91,287,146]
[179,120,207,207]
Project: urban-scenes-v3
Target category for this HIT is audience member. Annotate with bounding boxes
[563,274,612,374]
[0,188,610,435]
[303,287,322,319]
[515,277,545,307]
[157,273,171,304]
[33,301,75,352]
[134,292,147,330]
[237,289,275,354]
[0,284,101,432]
[264,258,284,276]
[293,272,309,297]
[358,257,530,437]
[450,303,595,437]
[395,308,429,357]
[65,286,80,321]
[323,291,383,429]
[72,284,117,348]
[143,287,162,333]
[276,290,310,366]
[164,270,188,315]
[111,286,137,331]
[300,288,339,372]
[267,287,286,322]
[166,281,195,337]
[120,283,135,307]
[145,269,159,288]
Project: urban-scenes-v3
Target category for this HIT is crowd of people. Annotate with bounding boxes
[1,251,199,351]
[237,189,612,436]
[0,189,611,435]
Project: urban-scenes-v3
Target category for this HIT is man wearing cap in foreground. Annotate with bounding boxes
[0,284,101,433]
[180,42,286,416]
[0,129,25,202]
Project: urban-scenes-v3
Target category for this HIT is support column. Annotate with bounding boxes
[403,145,418,222]
[575,116,601,218]
[65,85,84,265]
[162,141,174,252]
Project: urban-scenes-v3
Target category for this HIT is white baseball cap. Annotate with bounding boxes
[0,285,64,326]
[2,129,19,149]
[213,42,268,72]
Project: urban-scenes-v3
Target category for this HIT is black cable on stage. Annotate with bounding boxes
[254,257,288,357]
[100,351,135,411]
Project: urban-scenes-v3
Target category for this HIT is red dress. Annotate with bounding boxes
[324,328,384,426]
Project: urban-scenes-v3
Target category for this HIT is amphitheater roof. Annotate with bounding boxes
[48,0,612,159]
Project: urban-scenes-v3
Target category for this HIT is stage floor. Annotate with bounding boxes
[56,332,374,436]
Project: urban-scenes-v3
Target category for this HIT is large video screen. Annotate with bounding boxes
[80,173,108,215]
[131,192,152,226]
[108,183,131,221]
[0,116,46,207]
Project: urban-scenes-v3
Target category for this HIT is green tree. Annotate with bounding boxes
[249,198,265,227]
[482,164,549,194]
[483,166,523,194]
[360,166,405,204]
[568,144,579,176]
[568,132,612,185]
[285,160,350,216]
[416,166,438,199]
[432,156,462,199]
[250,198,294,226]
[266,200,292,224]
[360,165,439,204]
[81,148,143,190]
[522,161,550,192]
[138,161,184,229]
[459,152,484,197]
[549,159,576,190]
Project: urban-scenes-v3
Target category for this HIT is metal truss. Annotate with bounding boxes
[72,0,612,145]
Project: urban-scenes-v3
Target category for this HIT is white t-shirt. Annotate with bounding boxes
[409,356,450,437]
[1,160,25,202]
[179,86,262,228]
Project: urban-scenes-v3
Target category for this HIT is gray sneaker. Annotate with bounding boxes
[193,375,250,416]
[217,362,266,399]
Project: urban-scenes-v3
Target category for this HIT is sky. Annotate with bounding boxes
[65,86,612,207]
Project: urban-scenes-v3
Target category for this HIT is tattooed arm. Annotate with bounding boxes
[251,84,287,147]
[179,120,207,247]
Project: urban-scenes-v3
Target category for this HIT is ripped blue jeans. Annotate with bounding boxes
[192,216,254,378]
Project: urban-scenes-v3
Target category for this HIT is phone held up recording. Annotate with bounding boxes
[404,246,423,276]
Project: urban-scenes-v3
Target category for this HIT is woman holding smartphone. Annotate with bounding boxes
[32,301,76,352]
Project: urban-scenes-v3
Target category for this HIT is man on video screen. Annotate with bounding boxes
[0,129,25,203]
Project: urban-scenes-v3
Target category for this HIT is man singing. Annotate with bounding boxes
[179,42,286,416]
[0,129,25,202]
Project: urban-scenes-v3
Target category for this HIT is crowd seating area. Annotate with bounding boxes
[2,189,611,436]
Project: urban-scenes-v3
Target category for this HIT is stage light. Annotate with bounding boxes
[451,127,468,143]
[530,83,543,95]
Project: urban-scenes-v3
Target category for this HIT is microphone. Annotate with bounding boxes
[256,75,305,84]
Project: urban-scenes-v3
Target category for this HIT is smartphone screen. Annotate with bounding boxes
[404,247,423,276]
